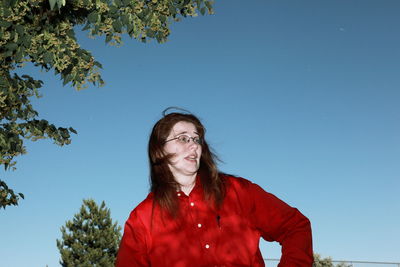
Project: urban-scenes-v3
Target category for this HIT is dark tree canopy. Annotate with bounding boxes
[57,199,122,267]
[0,0,214,208]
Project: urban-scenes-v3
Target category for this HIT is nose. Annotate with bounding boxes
[188,138,199,148]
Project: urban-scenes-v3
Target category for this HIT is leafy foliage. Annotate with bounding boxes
[0,0,214,208]
[57,199,122,267]
[0,180,24,208]
[313,254,352,267]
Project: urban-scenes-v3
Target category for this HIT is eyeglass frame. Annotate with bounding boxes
[164,134,203,145]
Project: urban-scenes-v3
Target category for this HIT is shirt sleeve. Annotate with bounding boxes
[115,210,151,267]
[244,180,313,267]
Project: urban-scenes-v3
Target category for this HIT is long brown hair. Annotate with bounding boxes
[148,110,225,217]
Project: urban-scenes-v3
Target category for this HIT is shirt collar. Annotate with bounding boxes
[176,175,202,197]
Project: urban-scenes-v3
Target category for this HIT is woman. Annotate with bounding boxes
[116,110,313,267]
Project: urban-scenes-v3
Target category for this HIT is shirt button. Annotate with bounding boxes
[190,202,195,206]
[177,193,181,197]
[197,223,202,228]
[205,244,210,249]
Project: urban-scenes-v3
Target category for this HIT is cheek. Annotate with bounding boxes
[164,143,183,159]
[163,143,175,154]
[163,146,178,165]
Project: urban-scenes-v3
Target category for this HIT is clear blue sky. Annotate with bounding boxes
[1,1,399,266]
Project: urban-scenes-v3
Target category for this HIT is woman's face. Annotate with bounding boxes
[163,121,202,183]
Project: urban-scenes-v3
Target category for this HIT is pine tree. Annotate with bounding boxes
[57,199,122,267]
[313,254,351,267]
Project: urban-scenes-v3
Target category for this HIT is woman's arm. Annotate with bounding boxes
[245,181,313,267]
[115,210,151,267]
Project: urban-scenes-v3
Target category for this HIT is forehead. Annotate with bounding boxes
[169,121,198,136]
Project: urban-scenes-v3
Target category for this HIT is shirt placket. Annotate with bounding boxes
[177,191,215,263]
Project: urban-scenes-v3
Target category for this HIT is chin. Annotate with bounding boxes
[186,169,198,174]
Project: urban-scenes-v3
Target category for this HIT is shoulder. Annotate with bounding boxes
[220,173,258,190]
[220,173,266,203]
[135,192,155,212]
[220,173,276,205]
[126,193,155,228]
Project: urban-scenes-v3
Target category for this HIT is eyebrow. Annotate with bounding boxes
[174,131,200,136]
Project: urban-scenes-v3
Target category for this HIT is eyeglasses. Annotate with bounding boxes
[165,135,202,145]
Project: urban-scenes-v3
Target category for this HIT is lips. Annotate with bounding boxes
[185,154,198,161]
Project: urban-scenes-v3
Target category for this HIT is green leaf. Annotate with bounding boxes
[105,34,112,43]
[62,74,72,86]
[160,15,167,23]
[121,14,129,26]
[94,61,103,68]
[66,30,75,39]
[43,52,53,64]
[48,0,57,10]
[146,29,155,38]
[5,43,18,51]
[109,5,118,13]
[69,127,77,134]
[15,48,23,62]
[1,0,9,8]
[112,20,122,32]
[10,0,18,7]
[126,22,133,34]
[2,9,12,18]
[205,1,213,12]
[114,0,122,7]
[88,12,99,24]
[15,25,24,36]
[22,35,32,48]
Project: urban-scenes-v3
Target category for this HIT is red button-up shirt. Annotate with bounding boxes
[116,175,313,267]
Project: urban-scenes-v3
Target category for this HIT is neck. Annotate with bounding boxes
[180,182,196,195]
[175,173,197,195]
